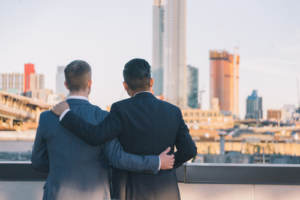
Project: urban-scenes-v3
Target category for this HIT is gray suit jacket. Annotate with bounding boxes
[31,99,159,200]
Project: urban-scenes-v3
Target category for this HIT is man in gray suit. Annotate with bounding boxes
[31,60,174,200]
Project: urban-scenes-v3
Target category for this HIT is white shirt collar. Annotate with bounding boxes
[67,95,89,102]
[133,91,152,97]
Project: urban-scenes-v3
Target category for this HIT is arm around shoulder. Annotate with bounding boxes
[104,139,160,174]
[60,103,122,146]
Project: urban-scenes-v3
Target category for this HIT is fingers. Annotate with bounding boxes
[161,147,171,155]
[51,101,69,116]
[51,103,60,115]
[159,147,175,170]
[167,161,174,169]
[51,107,60,116]
[50,106,58,116]
[166,153,174,160]
[50,108,56,115]
[166,154,175,169]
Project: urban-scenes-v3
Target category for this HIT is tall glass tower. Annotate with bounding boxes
[187,65,199,108]
[246,90,263,120]
[152,0,165,96]
[163,0,187,108]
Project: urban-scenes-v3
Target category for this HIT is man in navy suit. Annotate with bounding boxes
[52,58,197,200]
[32,60,174,200]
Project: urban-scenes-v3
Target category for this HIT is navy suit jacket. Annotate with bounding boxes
[60,93,197,200]
[31,99,159,200]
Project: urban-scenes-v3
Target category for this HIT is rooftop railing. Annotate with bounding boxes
[1,162,300,200]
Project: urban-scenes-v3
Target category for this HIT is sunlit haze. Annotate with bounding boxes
[1,0,300,117]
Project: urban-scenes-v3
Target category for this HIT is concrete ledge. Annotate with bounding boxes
[1,162,300,185]
[0,162,46,181]
[184,163,300,185]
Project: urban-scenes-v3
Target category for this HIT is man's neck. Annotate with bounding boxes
[68,91,89,98]
[132,89,151,97]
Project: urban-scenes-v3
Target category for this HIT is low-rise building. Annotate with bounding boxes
[182,108,234,130]
[267,109,282,122]
[0,73,24,94]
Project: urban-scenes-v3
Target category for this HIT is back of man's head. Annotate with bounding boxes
[123,58,151,91]
[64,60,91,92]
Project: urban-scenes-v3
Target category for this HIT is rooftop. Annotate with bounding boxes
[1,162,300,200]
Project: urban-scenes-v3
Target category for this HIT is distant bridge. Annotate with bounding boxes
[0,91,51,130]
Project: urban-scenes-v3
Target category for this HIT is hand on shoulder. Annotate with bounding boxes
[51,101,70,116]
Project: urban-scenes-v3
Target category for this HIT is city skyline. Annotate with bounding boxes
[1,0,300,117]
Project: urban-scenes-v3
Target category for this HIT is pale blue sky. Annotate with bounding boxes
[0,0,299,117]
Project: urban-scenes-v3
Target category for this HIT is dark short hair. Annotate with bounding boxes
[123,58,151,91]
[64,60,91,91]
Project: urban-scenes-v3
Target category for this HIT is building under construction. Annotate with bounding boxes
[210,50,240,117]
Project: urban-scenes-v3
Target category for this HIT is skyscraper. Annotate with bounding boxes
[56,66,68,96]
[152,0,165,96]
[245,90,263,120]
[210,50,240,116]
[163,0,187,108]
[187,65,199,108]
[24,63,35,93]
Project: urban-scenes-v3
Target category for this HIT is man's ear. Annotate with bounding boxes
[88,80,92,88]
[123,81,132,96]
[150,78,154,88]
[149,78,154,94]
[64,81,69,90]
[123,81,129,91]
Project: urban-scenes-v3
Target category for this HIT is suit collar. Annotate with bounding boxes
[66,96,90,105]
[133,91,155,98]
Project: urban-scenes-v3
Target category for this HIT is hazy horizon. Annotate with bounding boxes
[1,0,300,117]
